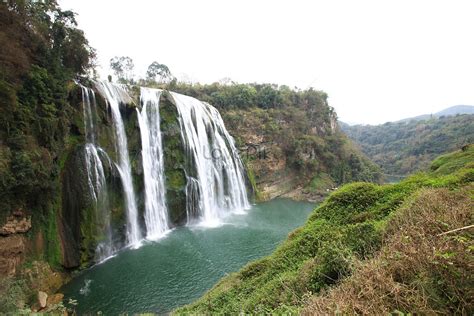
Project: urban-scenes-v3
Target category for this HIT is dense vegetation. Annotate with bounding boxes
[341,114,474,176]
[0,0,94,265]
[175,145,473,314]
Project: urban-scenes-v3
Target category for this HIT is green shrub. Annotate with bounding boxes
[0,278,30,314]
[310,182,380,224]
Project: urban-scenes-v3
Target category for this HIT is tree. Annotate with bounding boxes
[146,61,174,84]
[110,56,135,83]
[256,84,282,109]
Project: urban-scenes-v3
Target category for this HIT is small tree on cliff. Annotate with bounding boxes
[110,56,135,84]
[146,61,174,84]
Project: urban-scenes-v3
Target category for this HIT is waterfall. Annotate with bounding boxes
[170,92,250,226]
[77,81,251,255]
[137,87,169,240]
[80,85,114,260]
[95,81,142,247]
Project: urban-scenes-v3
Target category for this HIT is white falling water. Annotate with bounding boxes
[171,92,250,226]
[83,143,105,207]
[80,85,114,260]
[137,87,169,240]
[95,81,142,247]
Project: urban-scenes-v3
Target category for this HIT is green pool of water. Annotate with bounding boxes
[61,199,315,314]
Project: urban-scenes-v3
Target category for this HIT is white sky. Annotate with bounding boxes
[58,0,474,124]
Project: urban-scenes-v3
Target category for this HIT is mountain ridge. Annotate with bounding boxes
[340,113,474,175]
[396,105,474,123]
[341,105,474,127]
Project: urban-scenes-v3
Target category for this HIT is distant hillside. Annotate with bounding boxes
[341,114,474,175]
[437,105,474,116]
[397,105,474,123]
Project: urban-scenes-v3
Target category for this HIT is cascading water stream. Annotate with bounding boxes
[95,81,142,247]
[137,87,169,240]
[171,92,250,226]
[80,85,114,260]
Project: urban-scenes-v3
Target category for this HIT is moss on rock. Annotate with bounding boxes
[160,92,187,226]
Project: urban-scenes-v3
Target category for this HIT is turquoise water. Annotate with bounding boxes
[61,199,315,314]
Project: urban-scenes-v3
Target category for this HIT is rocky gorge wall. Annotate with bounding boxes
[220,106,382,202]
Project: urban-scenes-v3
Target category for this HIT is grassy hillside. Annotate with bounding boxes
[341,114,474,175]
[175,145,474,314]
[305,187,472,315]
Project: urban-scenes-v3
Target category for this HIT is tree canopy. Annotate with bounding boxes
[146,61,174,83]
[110,56,135,84]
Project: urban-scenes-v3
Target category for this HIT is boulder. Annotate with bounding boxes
[47,293,64,307]
[38,291,48,309]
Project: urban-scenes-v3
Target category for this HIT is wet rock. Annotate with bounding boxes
[59,146,90,268]
[160,93,188,225]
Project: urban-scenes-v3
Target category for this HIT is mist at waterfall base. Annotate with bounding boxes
[61,199,314,314]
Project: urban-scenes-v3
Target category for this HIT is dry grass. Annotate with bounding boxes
[304,187,473,315]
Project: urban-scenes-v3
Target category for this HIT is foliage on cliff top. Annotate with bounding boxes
[174,145,473,314]
[341,114,474,176]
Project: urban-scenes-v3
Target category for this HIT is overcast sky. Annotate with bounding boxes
[58,0,474,125]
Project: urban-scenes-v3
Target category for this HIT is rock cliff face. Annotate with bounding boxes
[0,210,31,276]
[0,235,26,276]
[0,214,31,236]
[160,92,188,225]
[221,106,379,202]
